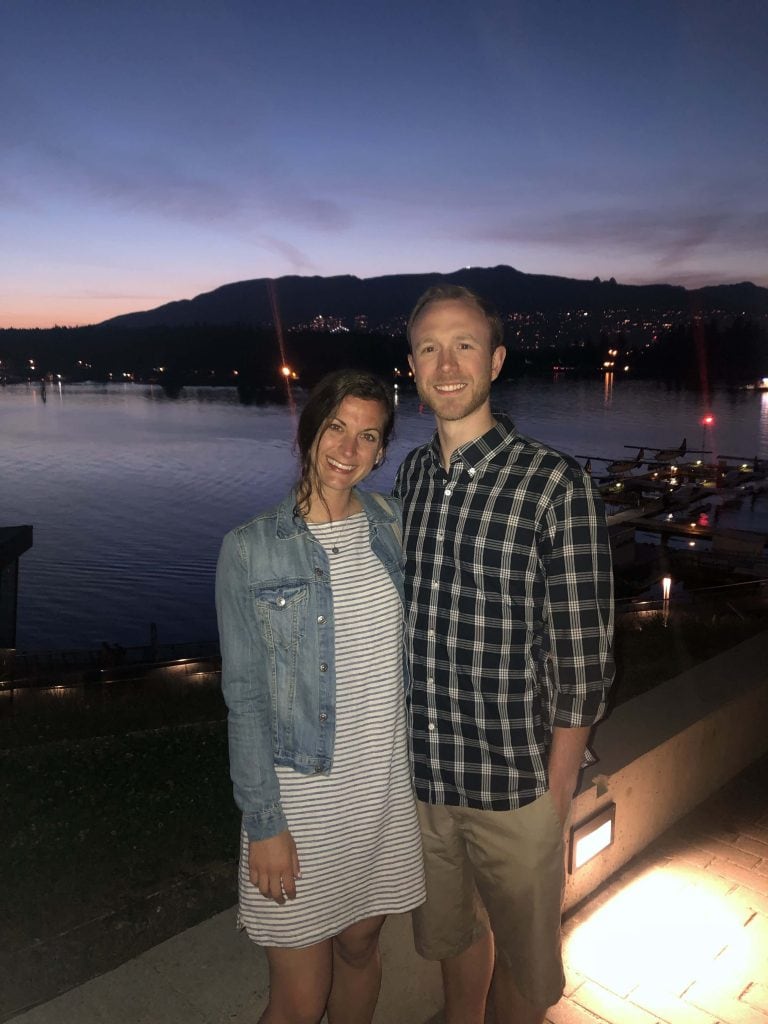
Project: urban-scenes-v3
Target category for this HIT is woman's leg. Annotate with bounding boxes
[259,940,333,1024]
[327,914,386,1024]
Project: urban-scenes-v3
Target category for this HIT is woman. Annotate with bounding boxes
[215,369,425,1024]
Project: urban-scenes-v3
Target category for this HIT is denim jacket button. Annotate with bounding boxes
[317,615,326,624]
[276,596,286,608]
[319,662,328,672]
[319,712,328,722]
[314,567,323,577]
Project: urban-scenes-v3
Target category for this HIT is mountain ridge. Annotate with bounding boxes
[100,265,768,329]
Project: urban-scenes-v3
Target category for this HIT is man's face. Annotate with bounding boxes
[407,299,506,424]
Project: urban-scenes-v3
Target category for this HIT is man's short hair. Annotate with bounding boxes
[407,284,504,352]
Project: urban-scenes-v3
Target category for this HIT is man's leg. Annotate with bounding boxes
[412,802,492,1024]
[441,929,495,1024]
[461,794,566,1021]
[490,962,546,1024]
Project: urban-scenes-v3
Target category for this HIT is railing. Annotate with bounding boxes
[1,640,221,689]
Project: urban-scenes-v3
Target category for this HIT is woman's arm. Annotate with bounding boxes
[216,530,301,901]
[216,530,287,837]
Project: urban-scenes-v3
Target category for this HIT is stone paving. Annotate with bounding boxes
[551,754,768,1024]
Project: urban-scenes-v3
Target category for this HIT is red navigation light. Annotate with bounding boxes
[702,414,715,426]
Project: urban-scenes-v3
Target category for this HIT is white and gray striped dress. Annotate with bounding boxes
[238,512,425,946]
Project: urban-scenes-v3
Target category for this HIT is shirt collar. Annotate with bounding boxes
[427,413,519,473]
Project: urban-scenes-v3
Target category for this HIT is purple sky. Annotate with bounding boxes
[2,0,767,327]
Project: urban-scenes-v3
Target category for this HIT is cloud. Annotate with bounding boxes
[9,133,351,258]
[472,207,768,263]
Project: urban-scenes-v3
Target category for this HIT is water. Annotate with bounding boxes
[3,379,767,650]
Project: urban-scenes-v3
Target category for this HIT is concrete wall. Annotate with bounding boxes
[366,633,768,1020]
[564,629,768,911]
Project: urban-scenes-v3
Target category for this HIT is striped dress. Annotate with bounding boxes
[238,512,426,946]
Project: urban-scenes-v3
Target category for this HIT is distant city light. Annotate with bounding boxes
[281,365,291,378]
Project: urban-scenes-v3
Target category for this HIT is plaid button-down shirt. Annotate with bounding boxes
[393,414,615,810]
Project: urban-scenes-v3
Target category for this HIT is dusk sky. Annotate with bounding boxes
[3,0,767,328]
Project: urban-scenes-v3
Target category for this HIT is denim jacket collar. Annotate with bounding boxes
[275,488,396,539]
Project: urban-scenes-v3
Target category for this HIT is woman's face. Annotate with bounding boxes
[311,395,388,499]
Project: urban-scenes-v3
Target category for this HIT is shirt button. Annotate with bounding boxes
[428,629,435,637]
[276,596,286,607]
[319,712,328,722]
[319,662,328,672]
[428,723,436,732]
[427,677,434,684]
[468,467,476,477]
[317,615,326,624]
[444,488,452,497]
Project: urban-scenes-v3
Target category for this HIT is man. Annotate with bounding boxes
[393,285,614,1024]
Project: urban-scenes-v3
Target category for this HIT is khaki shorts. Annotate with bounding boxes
[413,792,566,1008]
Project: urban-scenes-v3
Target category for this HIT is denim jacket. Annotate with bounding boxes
[215,489,403,842]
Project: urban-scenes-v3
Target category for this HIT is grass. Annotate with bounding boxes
[0,720,239,952]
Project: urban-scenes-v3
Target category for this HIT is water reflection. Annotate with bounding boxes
[2,380,766,651]
[760,391,768,457]
[603,372,614,408]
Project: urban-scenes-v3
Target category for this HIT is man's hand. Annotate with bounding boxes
[548,725,591,829]
[248,830,301,904]
[548,777,576,829]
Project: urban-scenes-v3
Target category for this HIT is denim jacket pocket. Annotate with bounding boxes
[252,583,309,651]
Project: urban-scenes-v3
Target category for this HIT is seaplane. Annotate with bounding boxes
[577,449,645,476]
[623,437,710,465]
[606,449,645,474]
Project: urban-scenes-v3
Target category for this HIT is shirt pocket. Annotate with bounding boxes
[251,584,309,652]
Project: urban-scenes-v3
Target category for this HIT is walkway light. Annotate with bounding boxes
[570,804,616,871]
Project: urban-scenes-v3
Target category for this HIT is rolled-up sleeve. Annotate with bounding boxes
[541,470,615,727]
[215,531,287,841]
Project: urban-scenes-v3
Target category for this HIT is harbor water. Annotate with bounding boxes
[3,378,768,650]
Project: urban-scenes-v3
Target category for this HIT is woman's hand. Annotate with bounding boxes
[248,831,301,904]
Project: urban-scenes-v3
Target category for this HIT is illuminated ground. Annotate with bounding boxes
[5,755,767,1024]
[554,754,768,1024]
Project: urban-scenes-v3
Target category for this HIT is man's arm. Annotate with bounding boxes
[548,724,590,827]
[543,466,615,729]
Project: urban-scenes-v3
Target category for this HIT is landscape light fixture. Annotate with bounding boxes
[569,803,616,872]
